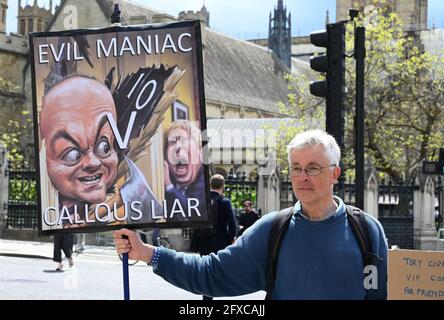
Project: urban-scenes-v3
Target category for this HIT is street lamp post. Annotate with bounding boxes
[355,25,365,210]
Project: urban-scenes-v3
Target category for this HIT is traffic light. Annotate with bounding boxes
[310,22,346,146]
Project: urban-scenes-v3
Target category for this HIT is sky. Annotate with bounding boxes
[6,0,444,40]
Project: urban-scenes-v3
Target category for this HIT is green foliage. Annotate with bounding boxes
[343,1,444,183]
[8,178,37,202]
[225,185,257,209]
[1,113,36,202]
[270,73,325,173]
[277,0,444,183]
[0,76,35,201]
[0,113,32,170]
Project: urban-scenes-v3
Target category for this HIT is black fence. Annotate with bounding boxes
[334,178,356,204]
[224,170,258,211]
[378,180,418,217]
[436,177,443,231]
[378,216,414,249]
[6,169,38,229]
[376,180,416,249]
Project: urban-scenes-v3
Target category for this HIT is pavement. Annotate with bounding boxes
[0,238,119,262]
[0,240,267,300]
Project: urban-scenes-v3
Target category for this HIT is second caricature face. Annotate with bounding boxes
[41,77,119,206]
[166,126,202,188]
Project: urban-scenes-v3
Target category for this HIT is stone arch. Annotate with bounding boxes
[268,169,279,191]
[365,171,379,217]
[423,176,435,227]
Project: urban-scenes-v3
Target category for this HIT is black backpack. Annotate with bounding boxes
[265,205,381,300]
[193,194,222,238]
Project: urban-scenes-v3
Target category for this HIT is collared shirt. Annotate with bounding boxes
[293,196,344,221]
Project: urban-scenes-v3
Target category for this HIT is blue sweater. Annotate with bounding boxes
[153,197,388,300]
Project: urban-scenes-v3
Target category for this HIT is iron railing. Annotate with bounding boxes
[6,169,38,229]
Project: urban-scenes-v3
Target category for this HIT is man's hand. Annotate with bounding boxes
[163,160,171,187]
[113,229,154,263]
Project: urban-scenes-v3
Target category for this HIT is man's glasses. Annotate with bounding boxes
[291,164,336,177]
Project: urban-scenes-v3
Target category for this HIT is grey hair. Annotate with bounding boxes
[287,130,341,167]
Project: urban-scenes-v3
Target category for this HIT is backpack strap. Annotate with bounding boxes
[265,207,294,300]
[346,205,380,266]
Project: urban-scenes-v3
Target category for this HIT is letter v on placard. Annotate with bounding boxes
[106,112,136,150]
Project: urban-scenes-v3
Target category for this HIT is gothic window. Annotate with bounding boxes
[38,19,43,32]
[1,9,5,24]
[20,19,25,35]
[28,18,33,33]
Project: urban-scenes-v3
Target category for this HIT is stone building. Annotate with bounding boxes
[268,0,292,69]
[0,0,7,33]
[43,0,300,120]
[1,0,303,121]
[336,0,428,31]
[0,1,28,145]
[253,0,439,65]
[178,4,209,26]
[0,0,55,90]
[17,0,54,35]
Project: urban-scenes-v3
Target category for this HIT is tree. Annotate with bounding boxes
[344,3,444,183]
[278,1,444,183]
[0,76,32,170]
[0,77,36,201]
[0,114,33,170]
[267,73,325,175]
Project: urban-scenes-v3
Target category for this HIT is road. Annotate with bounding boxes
[0,255,265,300]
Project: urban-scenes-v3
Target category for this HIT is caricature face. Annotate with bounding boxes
[40,77,118,206]
[166,127,202,188]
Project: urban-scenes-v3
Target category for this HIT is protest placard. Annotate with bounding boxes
[388,249,444,300]
[30,21,210,234]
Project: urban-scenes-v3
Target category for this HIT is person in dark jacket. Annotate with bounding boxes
[190,174,236,300]
[237,200,259,237]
